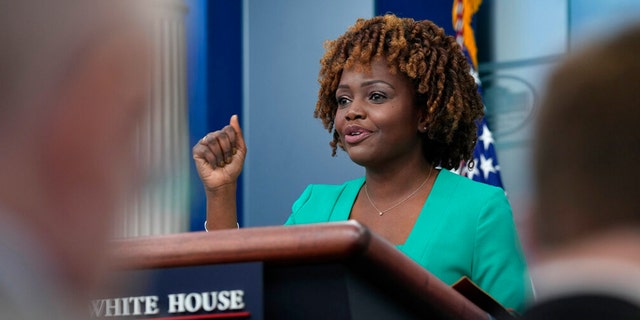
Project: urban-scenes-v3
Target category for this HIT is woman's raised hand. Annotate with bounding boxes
[193,115,247,192]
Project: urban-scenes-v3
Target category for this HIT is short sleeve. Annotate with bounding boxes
[472,188,532,313]
[284,185,314,225]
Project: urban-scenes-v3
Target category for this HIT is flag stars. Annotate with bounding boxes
[478,123,494,151]
[479,154,499,180]
[464,120,504,187]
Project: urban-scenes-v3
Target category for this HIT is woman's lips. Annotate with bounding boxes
[343,126,372,144]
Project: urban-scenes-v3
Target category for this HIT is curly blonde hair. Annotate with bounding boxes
[314,14,483,170]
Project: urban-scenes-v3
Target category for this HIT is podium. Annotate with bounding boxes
[107,221,488,319]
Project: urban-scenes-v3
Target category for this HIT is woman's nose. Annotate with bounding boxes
[344,100,365,120]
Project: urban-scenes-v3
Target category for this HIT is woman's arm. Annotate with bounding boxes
[472,189,532,313]
[192,115,247,230]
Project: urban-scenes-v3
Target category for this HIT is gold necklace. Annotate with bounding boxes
[364,167,433,216]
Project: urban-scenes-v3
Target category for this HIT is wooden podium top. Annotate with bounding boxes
[109,221,488,320]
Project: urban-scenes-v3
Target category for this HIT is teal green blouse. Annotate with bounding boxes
[285,169,531,313]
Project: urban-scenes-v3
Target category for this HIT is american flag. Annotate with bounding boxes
[453,0,505,189]
[465,118,504,187]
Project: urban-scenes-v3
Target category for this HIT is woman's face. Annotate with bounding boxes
[334,58,423,168]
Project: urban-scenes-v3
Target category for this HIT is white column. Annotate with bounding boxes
[118,0,190,237]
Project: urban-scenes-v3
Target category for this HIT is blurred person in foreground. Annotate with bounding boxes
[0,1,152,319]
[523,23,640,319]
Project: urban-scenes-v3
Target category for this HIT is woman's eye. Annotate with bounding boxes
[369,92,386,103]
[336,96,351,106]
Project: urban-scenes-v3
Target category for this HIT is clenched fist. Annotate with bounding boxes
[192,115,247,192]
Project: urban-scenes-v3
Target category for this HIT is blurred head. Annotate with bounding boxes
[315,14,484,169]
[532,24,640,251]
[0,0,153,297]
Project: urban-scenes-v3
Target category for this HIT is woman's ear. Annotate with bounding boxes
[417,109,429,133]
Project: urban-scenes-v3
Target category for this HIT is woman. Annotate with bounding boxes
[193,14,531,312]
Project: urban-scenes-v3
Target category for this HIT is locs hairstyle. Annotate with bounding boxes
[314,14,484,170]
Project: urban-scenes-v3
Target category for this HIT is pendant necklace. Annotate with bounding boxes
[364,167,433,216]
